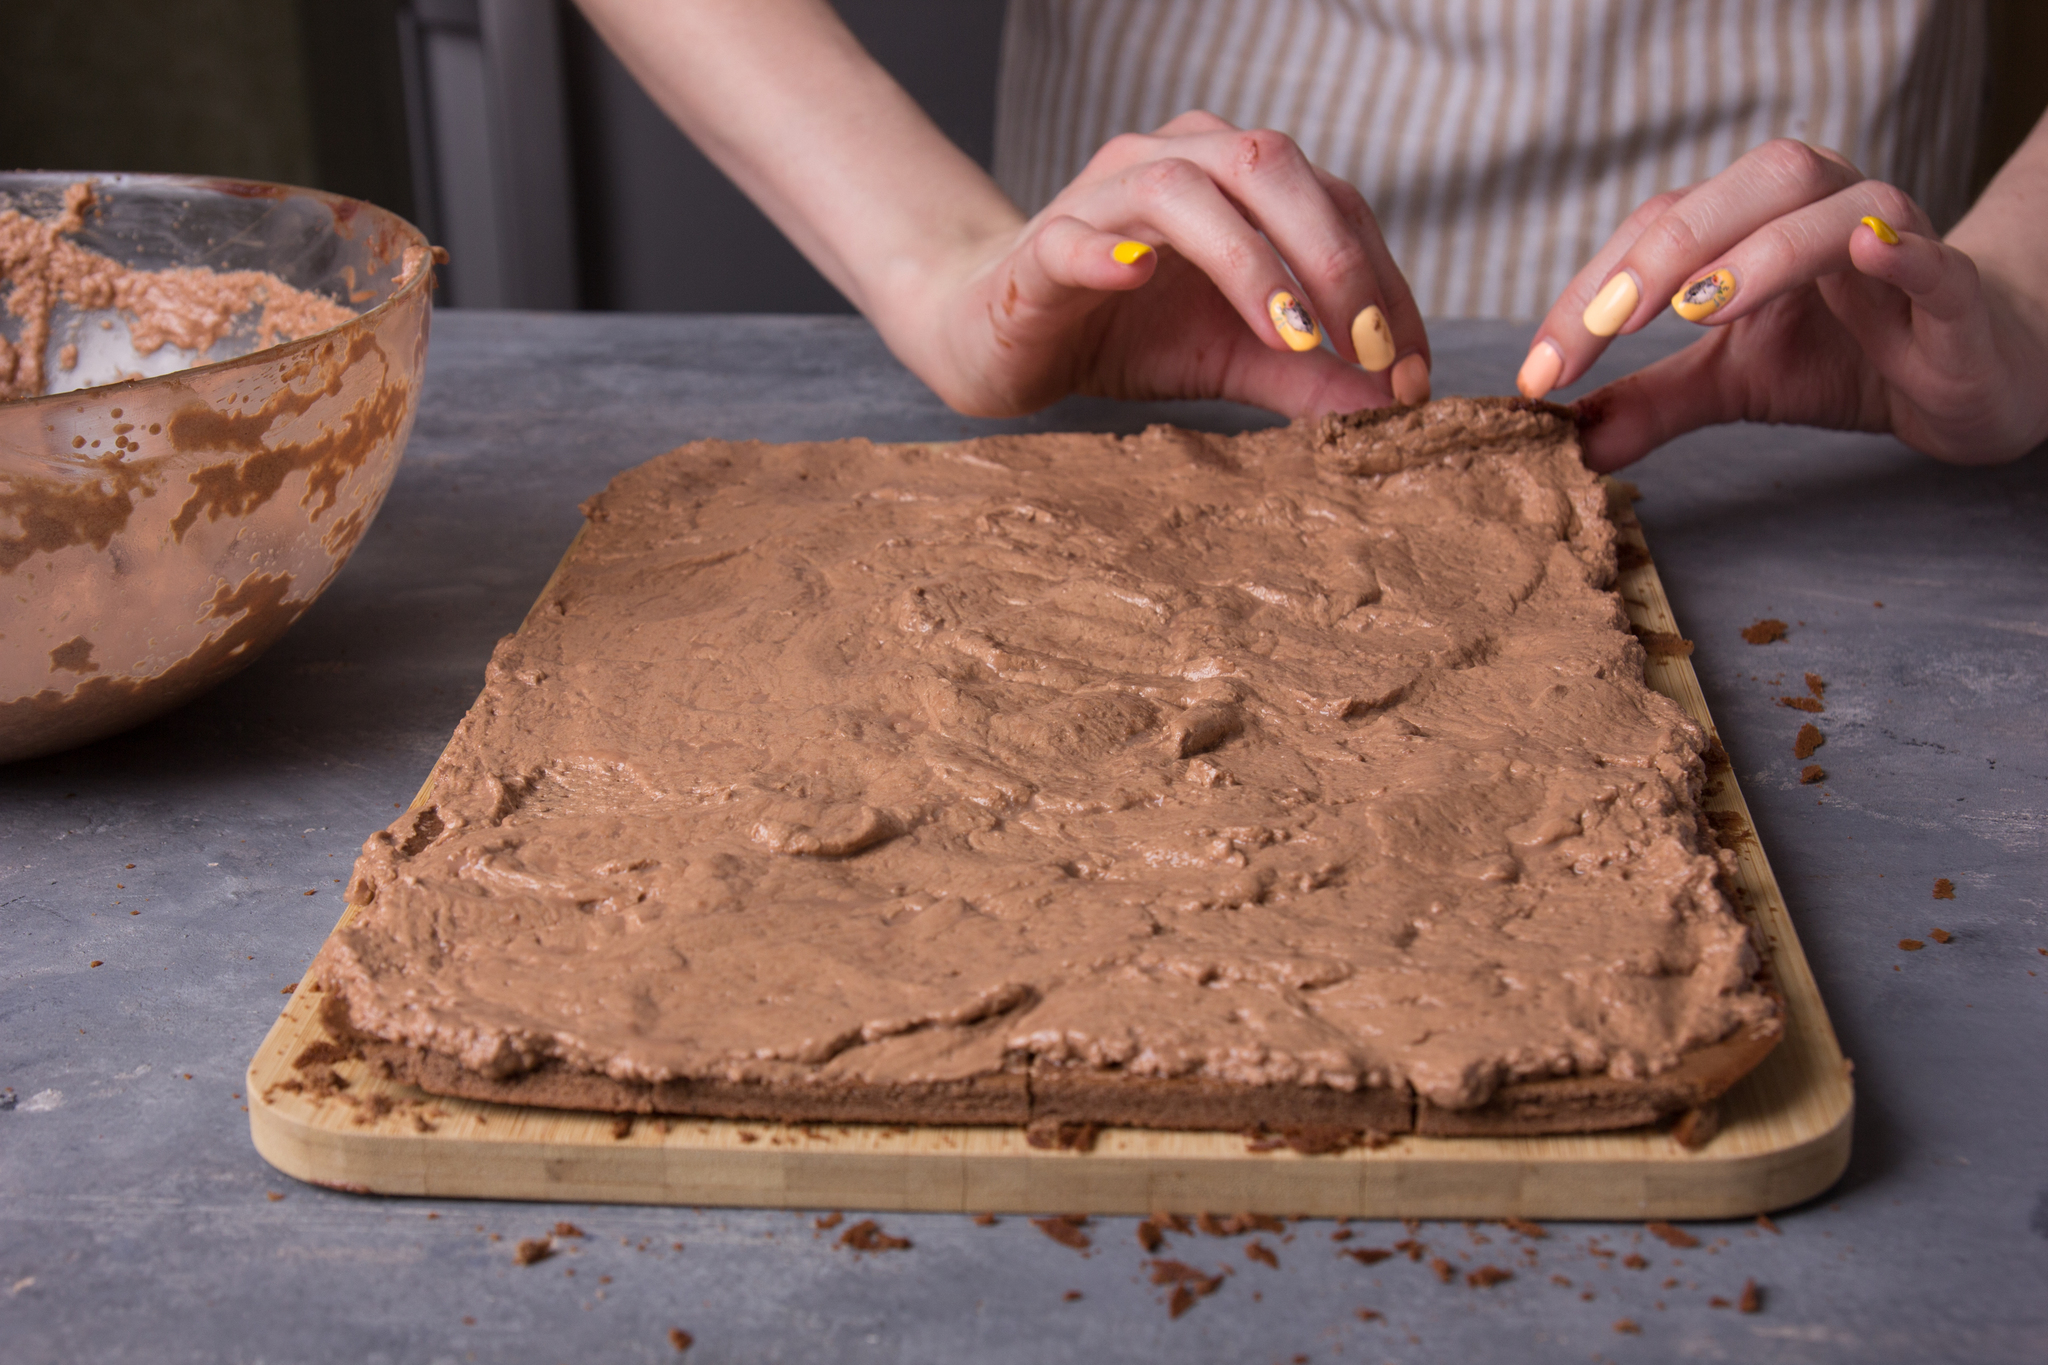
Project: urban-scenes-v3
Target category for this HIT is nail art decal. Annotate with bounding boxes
[1269,290,1321,351]
[1671,268,1736,323]
[1860,215,1900,246]
[1111,240,1154,265]
[1351,305,1396,371]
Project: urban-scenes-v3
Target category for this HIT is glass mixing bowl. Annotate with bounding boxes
[0,172,434,763]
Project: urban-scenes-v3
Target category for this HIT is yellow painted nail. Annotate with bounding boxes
[1671,268,1737,323]
[1111,239,1154,266]
[1581,272,1640,337]
[1860,214,1900,246]
[1350,305,1396,371]
[1268,289,1321,351]
[1515,341,1562,400]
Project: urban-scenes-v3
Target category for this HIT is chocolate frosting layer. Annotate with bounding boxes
[322,398,1774,1111]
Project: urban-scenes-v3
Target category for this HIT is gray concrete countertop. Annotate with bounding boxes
[5,312,2043,1364]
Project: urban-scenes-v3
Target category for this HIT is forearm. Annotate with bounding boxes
[572,0,1023,365]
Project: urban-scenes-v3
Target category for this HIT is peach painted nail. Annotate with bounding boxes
[1516,341,1563,400]
[1112,239,1154,265]
[1671,268,1737,323]
[1350,305,1396,371]
[1581,272,1640,337]
[1391,353,1431,405]
[1268,289,1321,351]
[1860,215,1900,246]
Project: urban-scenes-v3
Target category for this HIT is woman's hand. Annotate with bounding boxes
[574,2,1425,422]
[1517,133,2048,471]
[906,111,1432,417]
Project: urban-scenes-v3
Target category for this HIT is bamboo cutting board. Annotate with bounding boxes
[248,486,1852,1218]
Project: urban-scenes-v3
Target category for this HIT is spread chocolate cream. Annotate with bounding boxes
[319,398,1780,1138]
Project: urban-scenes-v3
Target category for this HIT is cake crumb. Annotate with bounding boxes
[1739,1278,1763,1313]
[1345,1247,1394,1265]
[1429,1256,1455,1283]
[1246,1241,1279,1269]
[1756,1214,1779,1234]
[1800,765,1826,784]
[553,1222,584,1238]
[1899,939,1925,952]
[973,1212,998,1227]
[1621,1254,1648,1270]
[1467,1265,1512,1288]
[1741,619,1788,644]
[1929,928,1953,944]
[1356,1308,1383,1321]
[1804,672,1826,698]
[264,1191,285,1202]
[838,1219,911,1252]
[1646,1222,1699,1249]
[1137,1220,1165,1251]
[1794,723,1825,759]
[814,1212,843,1230]
[1500,1217,1547,1238]
[1062,1290,1083,1301]
[1777,695,1824,713]
[667,1327,693,1352]
[1933,878,1955,900]
[1613,1319,1642,1334]
[1032,1217,1092,1250]
[513,1237,554,1266]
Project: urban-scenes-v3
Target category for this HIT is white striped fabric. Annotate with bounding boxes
[992,0,1987,319]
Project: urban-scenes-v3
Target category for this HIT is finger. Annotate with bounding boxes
[1313,167,1431,400]
[1028,215,1162,297]
[1569,333,1743,471]
[1130,128,1418,381]
[1663,182,1934,329]
[1074,154,1342,355]
[1516,188,1689,399]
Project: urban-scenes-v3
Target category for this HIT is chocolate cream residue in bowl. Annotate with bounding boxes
[0,174,435,763]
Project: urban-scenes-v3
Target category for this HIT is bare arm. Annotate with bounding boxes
[573,0,1429,417]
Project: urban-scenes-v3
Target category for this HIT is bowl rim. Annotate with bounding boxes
[0,169,436,410]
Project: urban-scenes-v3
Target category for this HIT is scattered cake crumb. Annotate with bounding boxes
[1622,1254,1648,1269]
[1929,928,1953,944]
[1246,1241,1279,1269]
[815,1212,843,1230]
[1804,672,1826,698]
[1741,619,1788,645]
[1800,765,1826,784]
[1756,1214,1780,1234]
[1613,1318,1641,1334]
[1429,1256,1455,1283]
[1500,1217,1547,1238]
[554,1222,584,1238]
[1063,1290,1083,1301]
[838,1219,911,1252]
[1032,1217,1091,1250]
[973,1212,997,1227]
[1739,1279,1763,1313]
[1137,1220,1165,1251]
[513,1237,554,1266]
[1467,1265,1512,1288]
[1646,1222,1699,1249]
[1777,695,1824,713]
[1794,723,1825,759]
[667,1327,693,1352]
[1356,1308,1383,1321]
[1933,878,1955,900]
[1344,1247,1394,1265]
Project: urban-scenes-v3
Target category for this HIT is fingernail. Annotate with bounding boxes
[1860,214,1900,246]
[1391,353,1431,405]
[1671,267,1737,323]
[1112,239,1154,265]
[1516,340,1563,400]
[1268,289,1322,352]
[1581,272,1640,337]
[1350,305,1396,371]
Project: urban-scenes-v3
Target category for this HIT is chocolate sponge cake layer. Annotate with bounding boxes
[319,398,1780,1137]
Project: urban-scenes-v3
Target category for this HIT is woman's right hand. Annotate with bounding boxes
[890,112,1433,418]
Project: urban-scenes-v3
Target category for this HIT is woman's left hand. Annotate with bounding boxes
[1516,136,2048,471]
